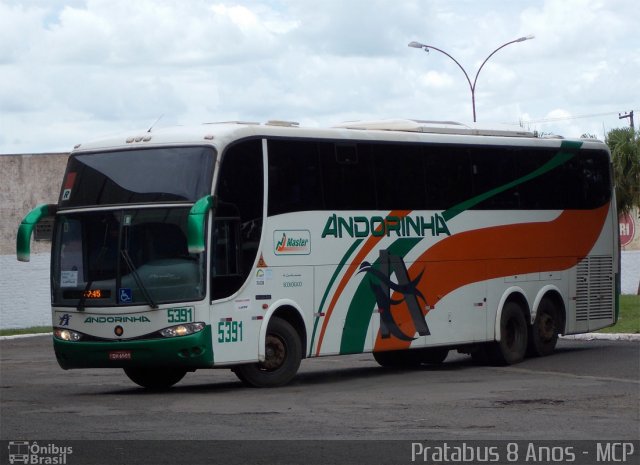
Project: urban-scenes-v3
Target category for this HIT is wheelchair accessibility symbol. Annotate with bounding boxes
[119,288,132,303]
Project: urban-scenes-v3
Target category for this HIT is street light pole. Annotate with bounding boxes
[408,35,534,122]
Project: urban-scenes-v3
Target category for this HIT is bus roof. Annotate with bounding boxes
[71,119,608,153]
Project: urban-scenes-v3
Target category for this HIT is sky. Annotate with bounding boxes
[1,0,638,154]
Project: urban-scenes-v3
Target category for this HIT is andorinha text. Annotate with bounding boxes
[84,316,151,323]
[322,213,451,239]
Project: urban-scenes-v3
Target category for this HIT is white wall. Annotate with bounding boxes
[1,254,51,329]
[622,251,640,295]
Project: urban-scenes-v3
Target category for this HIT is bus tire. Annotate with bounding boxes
[234,317,302,387]
[528,298,560,357]
[123,367,186,389]
[490,301,528,365]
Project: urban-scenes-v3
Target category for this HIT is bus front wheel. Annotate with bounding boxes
[123,367,187,389]
[233,317,302,387]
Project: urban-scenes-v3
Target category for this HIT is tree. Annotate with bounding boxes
[606,127,640,217]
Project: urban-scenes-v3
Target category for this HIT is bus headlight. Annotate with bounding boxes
[160,322,205,338]
[54,328,83,342]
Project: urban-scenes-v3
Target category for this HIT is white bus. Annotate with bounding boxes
[17,119,619,389]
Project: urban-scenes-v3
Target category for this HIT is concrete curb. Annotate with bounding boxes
[561,333,640,341]
[1,332,638,341]
[0,332,52,340]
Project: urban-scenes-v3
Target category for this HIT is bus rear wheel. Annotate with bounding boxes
[528,298,560,356]
[233,317,302,387]
[123,367,187,389]
[489,301,528,365]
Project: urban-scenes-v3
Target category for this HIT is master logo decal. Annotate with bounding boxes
[274,230,311,255]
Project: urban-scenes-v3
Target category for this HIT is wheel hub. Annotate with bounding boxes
[262,334,286,371]
[538,313,555,341]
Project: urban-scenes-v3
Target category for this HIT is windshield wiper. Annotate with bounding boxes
[77,279,93,312]
[77,244,109,312]
[120,249,158,309]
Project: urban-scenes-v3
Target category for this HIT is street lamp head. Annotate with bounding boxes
[515,34,535,42]
[408,41,426,49]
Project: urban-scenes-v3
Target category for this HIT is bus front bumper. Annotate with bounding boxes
[53,325,214,369]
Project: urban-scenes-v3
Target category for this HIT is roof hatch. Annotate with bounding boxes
[332,119,535,137]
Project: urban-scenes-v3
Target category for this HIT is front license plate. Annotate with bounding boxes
[109,350,132,361]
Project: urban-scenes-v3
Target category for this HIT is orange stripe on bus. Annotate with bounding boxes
[373,205,610,352]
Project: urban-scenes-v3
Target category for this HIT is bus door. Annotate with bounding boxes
[209,139,264,364]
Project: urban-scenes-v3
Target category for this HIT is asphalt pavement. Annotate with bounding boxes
[1,335,638,441]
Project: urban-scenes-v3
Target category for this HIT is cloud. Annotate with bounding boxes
[284,0,428,57]
[0,2,48,63]
[0,0,638,153]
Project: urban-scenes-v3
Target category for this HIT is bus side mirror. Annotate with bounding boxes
[187,195,214,254]
[17,204,57,262]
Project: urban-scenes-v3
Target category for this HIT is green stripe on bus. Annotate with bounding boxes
[309,238,363,356]
[339,238,422,355]
[442,140,583,222]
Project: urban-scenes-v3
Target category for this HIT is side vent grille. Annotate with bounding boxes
[575,256,614,322]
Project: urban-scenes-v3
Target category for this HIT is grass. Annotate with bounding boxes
[1,296,638,336]
[597,295,639,334]
[0,326,52,337]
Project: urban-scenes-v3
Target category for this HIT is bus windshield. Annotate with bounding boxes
[52,207,206,307]
[60,146,215,207]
